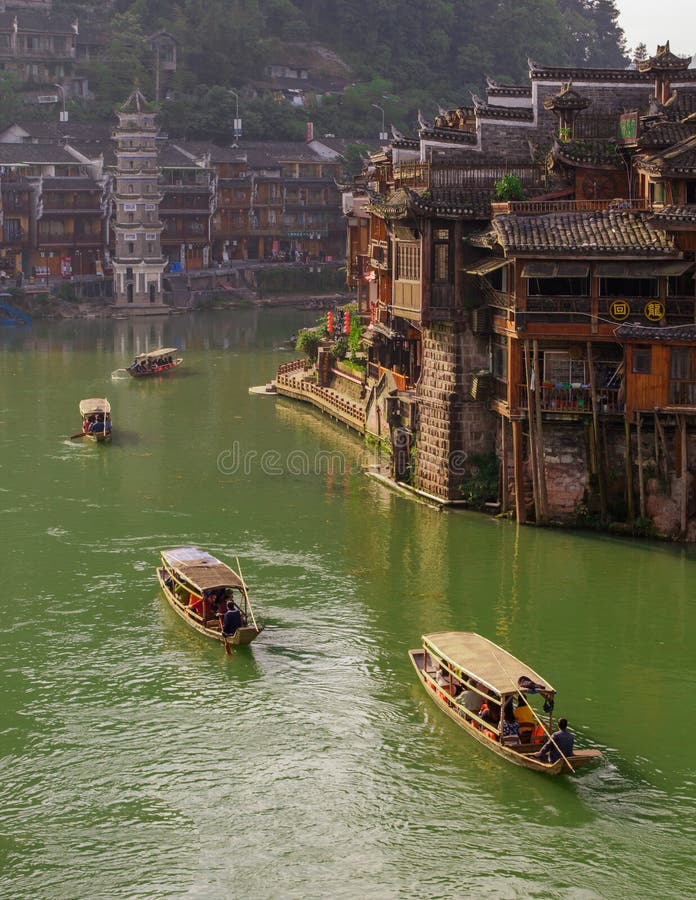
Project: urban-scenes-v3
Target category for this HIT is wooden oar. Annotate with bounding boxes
[70,431,86,440]
[221,631,231,656]
[516,690,575,774]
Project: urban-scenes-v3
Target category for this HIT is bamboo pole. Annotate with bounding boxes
[587,343,607,522]
[532,340,547,521]
[637,412,646,519]
[625,418,635,521]
[523,340,540,522]
[655,414,670,490]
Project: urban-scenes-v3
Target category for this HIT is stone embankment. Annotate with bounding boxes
[276,359,367,432]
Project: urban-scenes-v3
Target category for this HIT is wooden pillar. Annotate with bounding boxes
[532,340,547,521]
[523,340,540,522]
[501,418,508,514]
[512,419,526,524]
[587,342,607,523]
[637,412,646,519]
[680,415,688,536]
[625,418,635,521]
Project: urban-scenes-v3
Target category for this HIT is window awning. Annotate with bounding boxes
[465,257,509,276]
[595,261,689,278]
[521,262,589,278]
[393,225,418,241]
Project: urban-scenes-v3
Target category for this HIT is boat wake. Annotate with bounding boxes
[111,368,130,380]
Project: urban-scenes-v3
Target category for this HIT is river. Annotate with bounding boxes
[0,309,694,899]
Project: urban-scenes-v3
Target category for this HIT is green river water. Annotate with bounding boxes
[0,309,694,899]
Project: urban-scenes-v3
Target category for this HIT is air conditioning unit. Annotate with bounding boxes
[471,306,491,334]
[37,95,59,104]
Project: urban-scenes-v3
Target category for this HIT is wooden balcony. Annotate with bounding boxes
[491,198,649,216]
[368,362,408,391]
[517,384,623,415]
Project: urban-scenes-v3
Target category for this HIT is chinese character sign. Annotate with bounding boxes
[644,300,665,322]
[609,300,630,321]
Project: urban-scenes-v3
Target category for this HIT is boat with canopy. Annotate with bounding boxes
[409,632,602,774]
[157,547,263,650]
[74,398,112,442]
[127,347,182,377]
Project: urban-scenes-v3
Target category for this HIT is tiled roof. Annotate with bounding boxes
[471,96,534,121]
[418,127,477,144]
[0,143,77,163]
[158,144,206,168]
[173,140,247,163]
[485,210,677,255]
[485,78,531,98]
[543,84,591,111]
[649,205,696,225]
[637,42,692,73]
[409,187,493,218]
[552,137,622,168]
[637,134,696,175]
[235,140,328,162]
[0,11,76,32]
[615,323,696,342]
[528,61,659,83]
[67,141,115,166]
[0,121,113,142]
[637,119,696,149]
[41,177,100,190]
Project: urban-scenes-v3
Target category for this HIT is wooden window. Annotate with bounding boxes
[632,345,652,375]
[396,242,420,281]
[492,336,508,380]
[433,228,450,282]
[669,348,696,403]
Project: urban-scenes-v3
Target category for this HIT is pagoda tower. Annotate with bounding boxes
[111,87,166,313]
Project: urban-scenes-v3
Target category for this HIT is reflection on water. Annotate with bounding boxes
[0,310,695,899]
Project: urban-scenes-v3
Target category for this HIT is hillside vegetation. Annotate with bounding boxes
[52,0,628,140]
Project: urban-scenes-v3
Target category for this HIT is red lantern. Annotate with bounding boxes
[327,311,334,334]
[344,310,350,333]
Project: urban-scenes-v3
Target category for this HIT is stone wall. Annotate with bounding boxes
[415,321,495,500]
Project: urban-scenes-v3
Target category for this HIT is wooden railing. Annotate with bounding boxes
[491,198,649,215]
[517,384,623,414]
[276,368,366,431]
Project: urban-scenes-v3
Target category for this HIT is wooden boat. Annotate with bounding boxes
[409,632,602,775]
[127,347,182,377]
[77,398,112,443]
[157,547,263,648]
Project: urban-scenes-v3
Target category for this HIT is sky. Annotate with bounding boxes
[615,2,695,56]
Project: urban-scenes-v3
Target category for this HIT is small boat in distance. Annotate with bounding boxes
[74,398,112,442]
[409,632,602,775]
[127,347,182,377]
[157,547,263,649]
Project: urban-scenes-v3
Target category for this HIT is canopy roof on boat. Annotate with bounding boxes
[161,546,244,591]
[133,347,178,360]
[422,632,555,696]
[79,398,111,416]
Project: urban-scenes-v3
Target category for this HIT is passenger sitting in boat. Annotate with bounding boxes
[221,599,242,637]
[514,695,535,724]
[533,718,574,763]
[83,415,94,433]
[501,700,520,742]
[188,593,204,616]
[461,681,482,712]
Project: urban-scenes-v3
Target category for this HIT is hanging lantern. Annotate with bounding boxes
[327,311,334,334]
[344,310,350,333]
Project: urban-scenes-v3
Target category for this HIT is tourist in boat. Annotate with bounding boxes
[221,599,242,637]
[501,701,520,742]
[533,718,574,763]
[460,681,482,713]
[514,695,535,724]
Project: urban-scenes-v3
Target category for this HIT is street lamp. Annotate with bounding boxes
[371,103,388,143]
[54,83,68,123]
[228,89,242,142]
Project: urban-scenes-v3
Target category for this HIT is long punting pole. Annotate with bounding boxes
[490,645,575,774]
[235,556,259,632]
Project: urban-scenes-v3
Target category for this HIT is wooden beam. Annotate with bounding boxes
[512,419,526,524]
[532,340,548,521]
[681,414,688,537]
[625,418,635,521]
[637,412,646,519]
[500,418,508,514]
[587,342,607,523]
[523,340,540,522]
